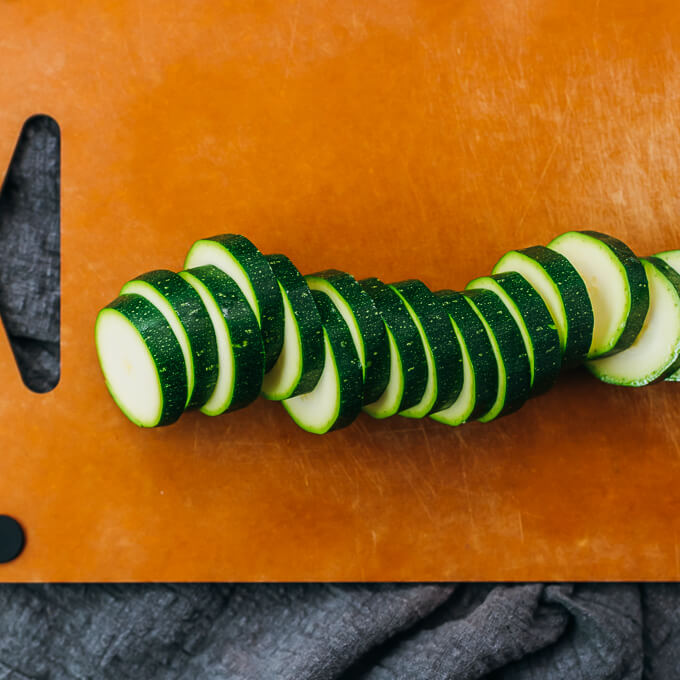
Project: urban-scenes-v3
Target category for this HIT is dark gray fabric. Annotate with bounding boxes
[0,114,59,392]
[0,584,678,679]
[1,117,679,680]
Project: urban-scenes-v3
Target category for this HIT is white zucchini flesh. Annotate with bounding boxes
[282,330,339,433]
[396,297,436,418]
[467,277,536,383]
[261,254,324,400]
[656,250,680,272]
[185,240,261,322]
[493,251,570,355]
[465,302,506,422]
[587,259,680,385]
[362,328,402,419]
[121,280,194,406]
[430,321,475,426]
[282,289,362,433]
[306,277,365,368]
[654,250,680,381]
[548,232,642,358]
[492,246,593,365]
[95,310,163,427]
[179,272,235,416]
[306,271,390,405]
[550,237,622,356]
[261,283,301,398]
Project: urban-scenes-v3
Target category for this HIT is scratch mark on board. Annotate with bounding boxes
[283,0,301,82]
[517,131,563,230]
[517,510,525,543]
[460,453,477,531]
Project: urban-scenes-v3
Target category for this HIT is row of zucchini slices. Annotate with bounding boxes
[95,232,680,433]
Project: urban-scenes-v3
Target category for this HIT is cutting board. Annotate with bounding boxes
[1,0,679,582]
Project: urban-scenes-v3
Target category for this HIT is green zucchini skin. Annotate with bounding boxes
[283,290,363,433]
[434,289,498,422]
[390,279,463,416]
[647,255,680,344]
[579,231,649,356]
[184,234,284,372]
[467,272,561,395]
[181,265,265,414]
[548,231,649,358]
[305,270,390,404]
[645,256,680,287]
[122,269,219,409]
[313,290,363,432]
[98,294,187,427]
[653,250,680,381]
[586,257,680,385]
[359,277,428,414]
[642,256,680,377]
[263,254,325,399]
[494,245,593,366]
[654,250,680,273]
[463,288,531,421]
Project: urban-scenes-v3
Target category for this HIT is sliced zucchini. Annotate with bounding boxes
[430,290,498,426]
[184,234,284,372]
[283,290,363,434]
[359,277,428,418]
[305,270,389,404]
[121,269,218,409]
[463,288,531,422]
[261,254,325,400]
[493,245,593,365]
[466,272,560,394]
[389,280,463,417]
[655,249,680,273]
[95,294,187,427]
[587,258,680,385]
[653,250,680,382]
[180,265,264,415]
[548,231,648,358]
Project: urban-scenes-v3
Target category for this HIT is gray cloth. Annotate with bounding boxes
[0,114,59,393]
[1,118,679,680]
[0,583,678,679]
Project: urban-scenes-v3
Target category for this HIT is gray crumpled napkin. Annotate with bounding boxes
[0,583,678,679]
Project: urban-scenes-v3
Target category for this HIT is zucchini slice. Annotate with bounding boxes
[466,272,561,394]
[359,277,428,418]
[548,231,648,358]
[655,249,680,273]
[120,269,218,409]
[430,290,498,426]
[587,258,680,385]
[261,254,325,400]
[653,250,680,382]
[389,280,463,417]
[184,234,284,372]
[95,294,187,427]
[180,265,264,415]
[493,245,593,365]
[463,288,531,422]
[283,290,363,434]
[305,270,389,404]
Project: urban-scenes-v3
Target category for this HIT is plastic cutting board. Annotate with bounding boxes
[1,0,680,581]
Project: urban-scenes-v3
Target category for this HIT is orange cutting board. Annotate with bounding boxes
[1,0,680,581]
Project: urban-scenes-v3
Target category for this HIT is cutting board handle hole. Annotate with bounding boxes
[0,114,60,393]
[0,515,25,564]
